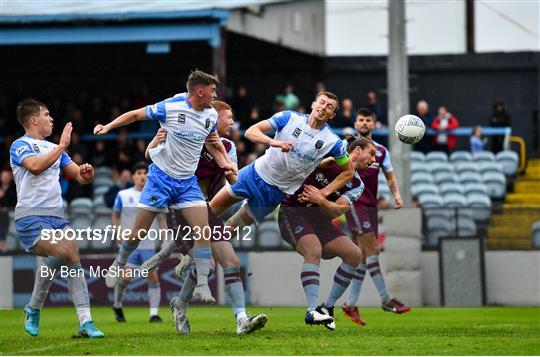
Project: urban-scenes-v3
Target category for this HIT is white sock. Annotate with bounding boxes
[150,307,159,316]
[76,307,92,325]
[236,311,247,321]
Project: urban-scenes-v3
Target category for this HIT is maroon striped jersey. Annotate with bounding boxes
[357,140,393,207]
[195,137,237,200]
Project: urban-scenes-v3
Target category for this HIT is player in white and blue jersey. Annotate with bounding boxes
[210,91,355,232]
[10,99,104,338]
[111,162,166,323]
[93,70,236,303]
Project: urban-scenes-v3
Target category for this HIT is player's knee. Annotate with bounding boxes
[147,272,158,284]
[348,249,364,267]
[226,210,250,230]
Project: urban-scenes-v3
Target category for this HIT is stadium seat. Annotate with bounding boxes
[412,172,434,185]
[412,183,439,197]
[450,217,476,236]
[532,221,540,248]
[430,162,454,176]
[411,151,426,163]
[257,220,283,248]
[479,162,504,175]
[464,183,489,196]
[473,151,496,163]
[94,166,113,177]
[93,185,109,197]
[69,197,93,216]
[496,150,519,176]
[426,151,448,163]
[93,177,114,188]
[450,151,473,163]
[426,216,452,246]
[459,172,483,185]
[93,195,107,208]
[92,211,114,250]
[411,162,430,174]
[72,216,93,249]
[443,193,467,208]
[482,172,507,199]
[439,183,464,196]
[419,193,448,219]
[434,172,459,185]
[466,193,492,221]
[455,162,480,175]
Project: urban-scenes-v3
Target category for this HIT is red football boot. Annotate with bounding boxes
[341,303,366,326]
[381,298,411,314]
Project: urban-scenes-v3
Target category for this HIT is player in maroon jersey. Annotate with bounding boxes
[342,108,410,327]
[278,136,376,330]
[142,101,267,335]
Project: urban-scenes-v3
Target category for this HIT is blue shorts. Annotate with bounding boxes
[126,249,156,268]
[226,164,285,223]
[15,215,71,252]
[139,164,206,212]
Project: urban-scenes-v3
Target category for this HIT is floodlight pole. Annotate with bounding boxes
[387,0,411,205]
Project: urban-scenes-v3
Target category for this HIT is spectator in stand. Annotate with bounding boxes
[431,106,460,153]
[489,101,512,153]
[413,100,434,153]
[231,86,253,128]
[114,128,133,171]
[104,169,132,207]
[0,169,16,252]
[470,125,487,155]
[92,141,109,167]
[133,138,149,164]
[69,132,88,162]
[365,91,385,127]
[242,106,261,130]
[275,84,300,110]
[333,98,355,128]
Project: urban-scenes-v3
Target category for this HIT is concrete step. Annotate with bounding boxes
[487,226,532,238]
[487,240,533,250]
[514,181,540,192]
[506,193,540,205]
[490,215,540,227]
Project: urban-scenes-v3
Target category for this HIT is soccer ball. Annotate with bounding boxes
[395,114,425,144]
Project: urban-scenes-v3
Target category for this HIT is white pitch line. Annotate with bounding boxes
[5,341,82,355]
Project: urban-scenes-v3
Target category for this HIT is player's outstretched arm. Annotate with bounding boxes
[205,133,238,174]
[63,162,94,185]
[299,185,351,218]
[384,171,403,209]
[245,120,293,152]
[22,122,72,175]
[94,108,146,135]
[319,159,354,198]
[145,128,167,159]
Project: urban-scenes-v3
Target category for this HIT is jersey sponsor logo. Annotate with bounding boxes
[178,113,186,124]
[292,128,302,138]
[205,118,211,129]
[173,131,206,142]
[16,146,30,157]
[315,140,324,150]
[315,172,329,186]
[32,143,40,153]
[294,225,304,234]
[290,148,317,163]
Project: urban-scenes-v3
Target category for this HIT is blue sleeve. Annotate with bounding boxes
[268,111,292,131]
[329,139,348,160]
[342,181,365,206]
[9,140,36,166]
[382,149,394,173]
[145,101,167,123]
[60,151,72,168]
[113,193,123,212]
[210,122,217,133]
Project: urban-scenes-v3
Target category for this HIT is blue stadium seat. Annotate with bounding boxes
[479,162,504,175]
[443,193,467,208]
[532,221,540,248]
[426,151,448,163]
[482,172,507,199]
[426,216,452,246]
[466,193,492,221]
[464,183,489,196]
[434,172,459,185]
[440,183,464,196]
[430,162,454,176]
[455,162,480,175]
[450,151,473,163]
[412,172,434,185]
[459,172,483,185]
[258,220,283,248]
[473,151,496,163]
[411,151,426,163]
[450,217,477,236]
[418,193,443,207]
[412,183,439,197]
[496,150,519,176]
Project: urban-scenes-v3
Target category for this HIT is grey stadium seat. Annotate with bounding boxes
[496,151,519,176]
[257,220,283,248]
[473,151,496,163]
[479,162,504,175]
[467,193,492,221]
[439,183,464,196]
[482,172,507,199]
[92,195,107,208]
[455,162,480,175]
[411,162,430,174]
[412,183,439,197]
[532,221,540,248]
[426,216,452,246]
[431,162,454,176]
[69,197,93,217]
[411,151,426,163]
[426,151,448,163]
[450,217,477,236]
[464,183,489,196]
[450,151,473,163]
[92,177,114,188]
[94,166,113,177]
[434,172,459,185]
[93,185,109,197]
[459,172,483,185]
[412,172,434,185]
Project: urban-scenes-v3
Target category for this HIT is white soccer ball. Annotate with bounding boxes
[395,114,425,144]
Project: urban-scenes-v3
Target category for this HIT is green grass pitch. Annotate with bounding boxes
[1,306,539,355]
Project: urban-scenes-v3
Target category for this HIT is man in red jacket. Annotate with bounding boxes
[431,106,460,153]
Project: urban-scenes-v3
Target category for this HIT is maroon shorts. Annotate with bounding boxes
[166,205,228,255]
[278,206,345,250]
[346,204,378,236]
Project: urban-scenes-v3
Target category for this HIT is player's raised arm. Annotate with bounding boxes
[244,117,293,152]
[20,122,72,176]
[384,171,403,209]
[318,140,354,198]
[94,107,146,135]
[299,185,352,218]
